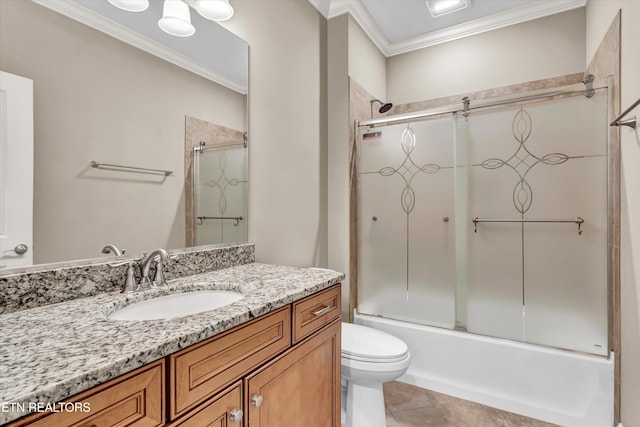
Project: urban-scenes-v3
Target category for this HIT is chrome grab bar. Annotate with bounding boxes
[472,217,584,235]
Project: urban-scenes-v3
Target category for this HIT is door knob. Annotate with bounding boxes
[8,244,28,255]
[251,394,264,408]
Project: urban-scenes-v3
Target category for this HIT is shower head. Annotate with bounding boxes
[371,99,393,114]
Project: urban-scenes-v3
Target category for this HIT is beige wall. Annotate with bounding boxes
[0,0,245,264]
[347,15,387,102]
[387,9,586,104]
[327,15,351,315]
[221,0,328,267]
[586,2,640,425]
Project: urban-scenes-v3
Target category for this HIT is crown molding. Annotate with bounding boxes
[309,0,587,57]
[31,0,247,94]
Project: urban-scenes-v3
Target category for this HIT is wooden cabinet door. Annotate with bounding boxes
[245,320,340,427]
[168,382,243,427]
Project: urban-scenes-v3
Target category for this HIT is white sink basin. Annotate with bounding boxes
[108,290,244,321]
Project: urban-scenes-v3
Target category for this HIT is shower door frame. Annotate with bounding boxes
[350,76,620,359]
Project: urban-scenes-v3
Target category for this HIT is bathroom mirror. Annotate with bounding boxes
[0,0,248,270]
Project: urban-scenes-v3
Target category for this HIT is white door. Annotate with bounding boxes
[0,71,33,269]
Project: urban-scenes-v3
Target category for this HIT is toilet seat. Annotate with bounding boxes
[341,322,409,363]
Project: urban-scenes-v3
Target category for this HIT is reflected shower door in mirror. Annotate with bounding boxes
[193,140,248,245]
[0,0,248,269]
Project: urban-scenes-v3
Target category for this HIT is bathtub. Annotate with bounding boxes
[354,313,614,427]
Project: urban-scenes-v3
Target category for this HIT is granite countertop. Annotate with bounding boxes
[0,262,344,424]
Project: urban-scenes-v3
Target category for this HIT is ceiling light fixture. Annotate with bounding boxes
[158,0,196,37]
[426,0,469,17]
[106,0,235,38]
[194,0,234,22]
[107,0,149,12]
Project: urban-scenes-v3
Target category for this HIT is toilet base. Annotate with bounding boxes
[342,380,387,427]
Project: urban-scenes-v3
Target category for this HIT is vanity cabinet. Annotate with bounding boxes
[170,284,342,427]
[8,360,165,427]
[168,306,291,419]
[8,284,341,427]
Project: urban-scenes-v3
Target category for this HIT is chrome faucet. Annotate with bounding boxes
[102,244,125,256]
[139,248,170,289]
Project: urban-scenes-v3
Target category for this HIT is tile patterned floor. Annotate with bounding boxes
[383,381,559,427]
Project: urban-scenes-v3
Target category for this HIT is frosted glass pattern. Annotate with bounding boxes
[457,91,608,354]
[357,90,609,355]
[358,117,456,328]
[194,146,248,245]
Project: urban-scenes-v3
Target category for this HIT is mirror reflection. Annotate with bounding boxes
[0,0,249,270]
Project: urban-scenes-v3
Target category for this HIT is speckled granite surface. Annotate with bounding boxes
[0,243,255,315]
[0,262,344,424]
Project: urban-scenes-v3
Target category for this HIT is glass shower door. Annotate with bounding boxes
[194,145,248,245]
[358,116,456,328]
[456,90,609,355]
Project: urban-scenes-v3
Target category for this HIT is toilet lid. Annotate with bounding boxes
[342,323,409,362]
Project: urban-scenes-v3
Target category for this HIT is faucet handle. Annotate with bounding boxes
[153,261,167,287]
[108,261,140,293]
[151,252,177,287]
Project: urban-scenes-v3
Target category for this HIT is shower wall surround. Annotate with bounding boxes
[0,243,255,315]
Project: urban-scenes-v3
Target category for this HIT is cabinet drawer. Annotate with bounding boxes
[292,284,341,343]
[9,360,164,427]
[169,306,290,420]
[167,381,243,427]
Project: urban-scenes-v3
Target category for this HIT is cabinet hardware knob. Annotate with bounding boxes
[230,408,243,423]
[6,244,28,255]
[311,305,332,316]
[251,394,264,408]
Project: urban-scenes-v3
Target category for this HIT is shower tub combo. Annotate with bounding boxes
[352,79,617,427]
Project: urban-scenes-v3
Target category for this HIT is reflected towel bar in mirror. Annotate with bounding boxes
[472,217,584,235]
[196,216,244,226]
[90,161,173,176]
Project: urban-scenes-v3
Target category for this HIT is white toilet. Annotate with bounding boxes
[341,322,411,427]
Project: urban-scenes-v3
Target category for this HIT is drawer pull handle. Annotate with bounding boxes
[251,394,264,408]
[230,408,243,423]
[311,305,332,316]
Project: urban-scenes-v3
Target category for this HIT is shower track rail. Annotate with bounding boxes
[472,217,585,235]
[357,84,607,128]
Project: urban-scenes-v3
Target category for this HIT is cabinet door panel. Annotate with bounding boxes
[246,320,340,427]
[168,382,243,427]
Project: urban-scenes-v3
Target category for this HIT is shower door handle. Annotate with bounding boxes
[7,244,28,255]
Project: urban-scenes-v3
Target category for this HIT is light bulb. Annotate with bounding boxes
[106,0,149,12]
[195,0,234,22]
[158,0,196,37]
